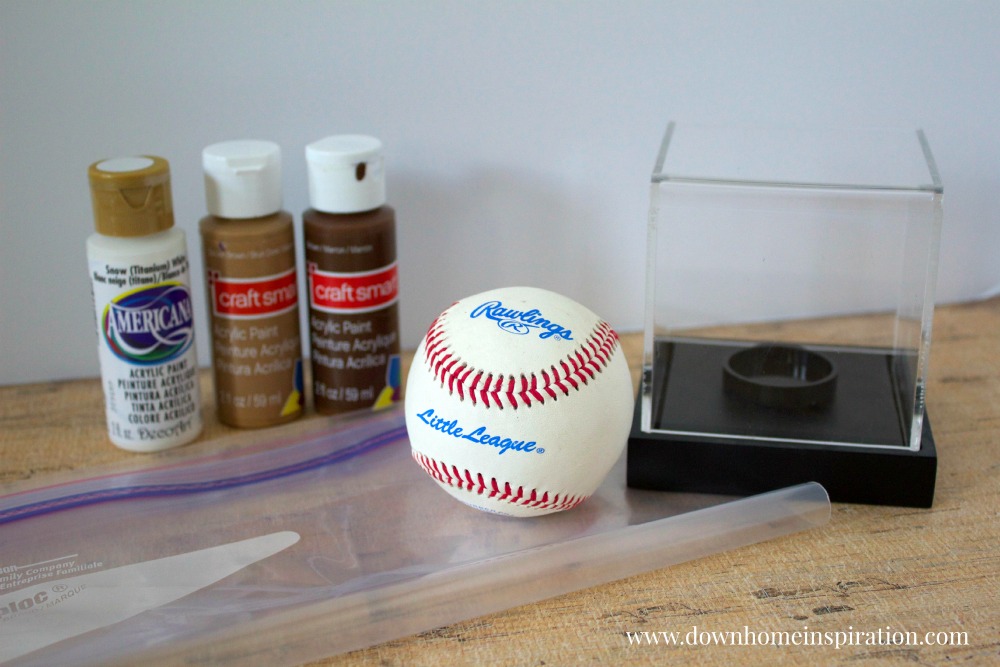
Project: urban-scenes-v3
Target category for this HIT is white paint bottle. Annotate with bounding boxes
[87,156,203,451]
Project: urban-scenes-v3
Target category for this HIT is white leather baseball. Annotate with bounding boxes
[405,286,634,517]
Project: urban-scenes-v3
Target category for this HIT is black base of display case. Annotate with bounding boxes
[626,339,938,507]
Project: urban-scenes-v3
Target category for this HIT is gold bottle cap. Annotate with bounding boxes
[88,156,175,237]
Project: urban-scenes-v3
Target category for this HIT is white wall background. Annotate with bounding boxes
[2,0,999,385]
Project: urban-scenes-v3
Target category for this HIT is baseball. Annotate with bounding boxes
[405,286,634,517]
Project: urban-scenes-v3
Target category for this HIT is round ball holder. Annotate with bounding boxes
[723,344,837,410]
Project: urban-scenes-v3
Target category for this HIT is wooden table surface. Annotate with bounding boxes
[2,299,998,665]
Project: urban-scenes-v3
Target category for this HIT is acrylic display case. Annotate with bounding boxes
[627,123,943,507]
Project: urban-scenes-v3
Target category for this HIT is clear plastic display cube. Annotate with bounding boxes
[627,123,942,507]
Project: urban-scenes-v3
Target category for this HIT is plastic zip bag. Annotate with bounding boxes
[0,407,828,665]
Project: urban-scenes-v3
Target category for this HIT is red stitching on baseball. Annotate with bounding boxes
[412,451,586,512]
[420,313,622,410]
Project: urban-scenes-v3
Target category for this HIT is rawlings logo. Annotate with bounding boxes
[416,408,545,455]
[469,300,573,340]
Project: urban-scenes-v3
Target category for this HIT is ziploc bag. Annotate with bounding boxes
[0,407,829,665]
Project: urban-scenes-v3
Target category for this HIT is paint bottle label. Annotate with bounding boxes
[202,222,303,427]
[89,250,203,450]
[306,256,401,413]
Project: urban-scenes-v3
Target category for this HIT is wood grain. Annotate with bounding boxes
[2,300,998,665]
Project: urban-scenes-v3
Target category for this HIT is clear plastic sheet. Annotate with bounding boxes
[0,407,829,666]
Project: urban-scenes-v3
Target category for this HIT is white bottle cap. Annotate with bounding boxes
[202,140,283,218]
[306,135,386,213]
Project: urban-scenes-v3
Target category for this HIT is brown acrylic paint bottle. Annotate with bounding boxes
[304,135,401,415]
[199,140,303,427]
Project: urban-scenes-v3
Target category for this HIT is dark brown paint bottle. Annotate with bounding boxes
[304,135,401,415]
